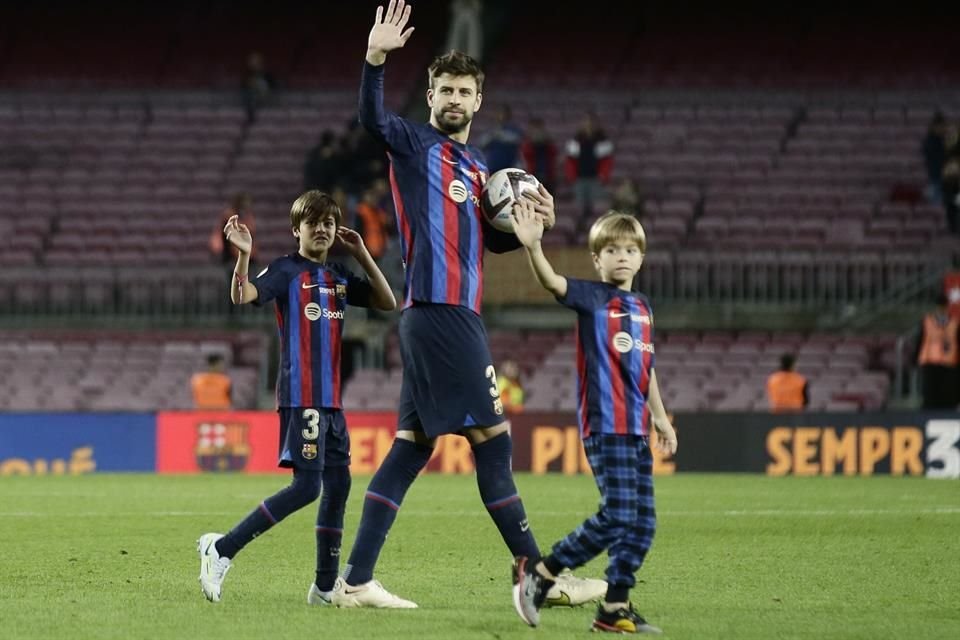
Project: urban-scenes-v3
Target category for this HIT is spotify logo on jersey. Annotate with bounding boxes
[448,179,468,203]
[304,303,344,321]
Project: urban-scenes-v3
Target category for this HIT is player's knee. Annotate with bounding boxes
[292,469,323,505]
[322,466,352,504]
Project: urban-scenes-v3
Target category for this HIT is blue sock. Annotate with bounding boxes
[315,465,351,591]
[216,467,322,559]
[473,433,540,559]
[343,439,432,585]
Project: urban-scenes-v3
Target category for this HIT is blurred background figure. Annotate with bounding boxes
[481,105,524,174]
[242,51,277,122]
[941,158,960,234]
[520,117,557,193]
[497,359,525,413]
[766,354,808,412]
[211,193,257,272]
[303,130,341,192]
[354,181,392,263]
[922,112,948,204]
[446,0,483,61]
[564,112,613,219]
[192,354,233,410]
[611,177,643,219]
[914,292,959,410]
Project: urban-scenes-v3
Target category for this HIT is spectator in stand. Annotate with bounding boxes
[611,177,643,219]
[211,193,257,271]
[496,359,525,413]
[354,181,392,262]
[304,130,341,192]
[942,159,960,234]
[192,354,232,410]
[481,105,524,174]
[564,112,614,219]
[520,117,557,193]
[923,112,948,204]
[766,354,808,412]
[915,292,959,410]
[242,51,277,123]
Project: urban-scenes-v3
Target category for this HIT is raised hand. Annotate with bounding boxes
[223,214,252,254]
[511,197,544,248]
[335,226,367,259]
[520,183,557,231]
[368,0,414,59]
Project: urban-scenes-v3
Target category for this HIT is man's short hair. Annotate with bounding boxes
[780,353,796,370]
[428,50,484,93]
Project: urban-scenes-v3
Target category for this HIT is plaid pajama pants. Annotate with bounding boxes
[550,433,656,588]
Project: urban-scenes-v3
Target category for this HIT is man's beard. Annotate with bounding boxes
[434,109,472,134]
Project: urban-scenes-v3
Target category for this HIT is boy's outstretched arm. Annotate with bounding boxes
[336,226,397,311]
[223,214,260,305]
[511,198,567,298]
[648,368,678,455]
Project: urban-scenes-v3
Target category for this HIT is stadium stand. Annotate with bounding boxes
[1,1,956,412]
[0,331,265,411]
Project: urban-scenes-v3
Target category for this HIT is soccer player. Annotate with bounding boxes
[197,190,396,604]
[330,0,605,609]
[510,203,678,634]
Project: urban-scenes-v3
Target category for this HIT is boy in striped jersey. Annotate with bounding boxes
[511,204,678,634]
[197,190,397,604]
[330,0,606,610]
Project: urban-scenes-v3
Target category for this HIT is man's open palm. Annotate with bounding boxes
[368,0,414,54]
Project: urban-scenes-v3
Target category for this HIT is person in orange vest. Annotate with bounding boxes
[915,292,959,409]
[766,353,808,412]
[496,359,525,413]
[191,354,233,410]
[354,184,391,261]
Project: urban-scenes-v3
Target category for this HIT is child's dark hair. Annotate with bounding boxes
[290,190,342,230]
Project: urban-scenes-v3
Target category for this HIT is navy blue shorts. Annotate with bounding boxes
[278,407,350,471]
[398,304,506,437]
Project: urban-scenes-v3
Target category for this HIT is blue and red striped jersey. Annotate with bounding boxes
[252,254,372,408]
[559,278,656,439]
[359,62,521,314]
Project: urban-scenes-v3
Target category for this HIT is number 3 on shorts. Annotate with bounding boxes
[302,409,321,440]
[485,365,499,398]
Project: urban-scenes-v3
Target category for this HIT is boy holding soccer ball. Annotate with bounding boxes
[511,200,678,634]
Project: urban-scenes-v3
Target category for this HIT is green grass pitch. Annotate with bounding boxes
[1,473,958,639]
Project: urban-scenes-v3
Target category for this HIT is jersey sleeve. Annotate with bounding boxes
[359,62,423,155]
[250,258,290,307]
[556,277,603,313]
[342,266,374,308]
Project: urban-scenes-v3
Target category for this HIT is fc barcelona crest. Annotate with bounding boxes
[335,284,347,299]
[302,443,318,460]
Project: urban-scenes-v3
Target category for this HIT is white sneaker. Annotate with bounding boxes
[545,570,606,607]
[331,578,418,609]
[307,580,336,606]
[197,533,232,602]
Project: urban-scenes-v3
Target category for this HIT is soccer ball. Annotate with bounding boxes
[480,168,541,233]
